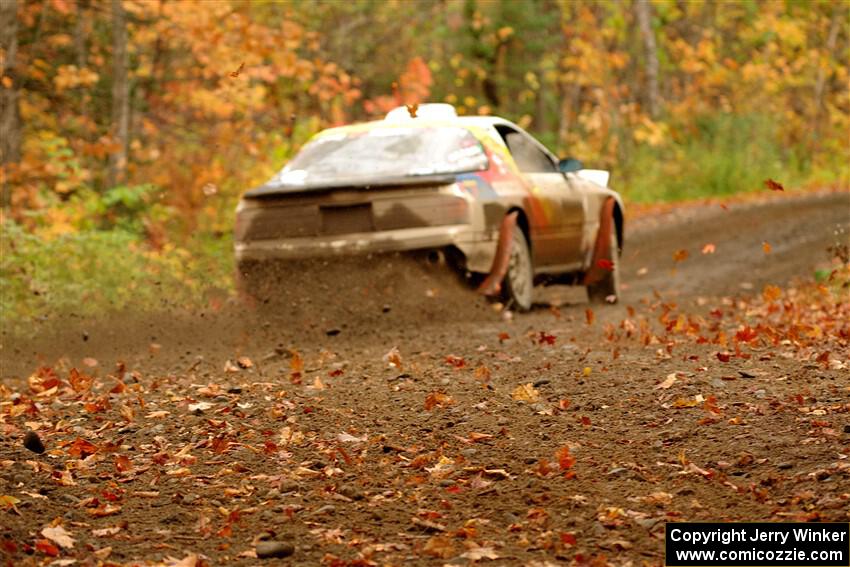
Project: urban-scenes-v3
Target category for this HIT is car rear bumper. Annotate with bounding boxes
[235,224,495,268]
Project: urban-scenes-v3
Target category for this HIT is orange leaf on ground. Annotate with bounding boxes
[762,284,782,302]
[673,249,689,262]
[383,347,402,370]
[467,432,493,443]
[115,455,133,473]
[422,535,455,558]
[511,383,539,403]
[585,308,594,325]
[68,368,93,392]
[555,446,575,471]
[67,438,99,458]
[762,241,772,254]
[35,539,59,557]
[473,365,491,382]
[701,243,716,254]
[424,392,454,410]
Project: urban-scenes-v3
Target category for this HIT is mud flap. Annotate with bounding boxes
[477,211,519,297]
[582,197,616,286]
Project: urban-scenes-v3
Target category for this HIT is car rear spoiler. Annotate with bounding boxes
[244,173,458,199]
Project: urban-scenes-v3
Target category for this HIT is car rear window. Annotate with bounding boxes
[271,126,488,185]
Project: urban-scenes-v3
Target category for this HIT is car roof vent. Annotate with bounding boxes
[385,103,457,122]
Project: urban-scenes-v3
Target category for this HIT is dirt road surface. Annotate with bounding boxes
[2,191,848,566]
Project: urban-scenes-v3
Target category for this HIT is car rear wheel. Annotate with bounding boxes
[502,228,534,311]
[587,225,620,304]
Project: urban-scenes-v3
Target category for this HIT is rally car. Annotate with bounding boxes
[234,104,624,310]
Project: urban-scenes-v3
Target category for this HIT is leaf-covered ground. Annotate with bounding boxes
[1,192,848,566]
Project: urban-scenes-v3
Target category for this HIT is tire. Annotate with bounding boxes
[587,224,620,304]
[502,228,534,311]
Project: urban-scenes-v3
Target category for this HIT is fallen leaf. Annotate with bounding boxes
[167,555,200,567]
[41,525,75,549]
[474,365,491,382]
[511,383,539,403]
[383,347,402,370]
[67,437,99,458]
[673,249,689,263]
[35,539,59,557]
[585,308,595,325]
[461,546,499,560]
[92,526,122,537]
[146,410,170,419]
[337,432,367,443]
[762,284,782,302]
[406,103,419,118]
[187,402,213,413]
[762,241,772,254]
[115,455,133,473]
[467,432,494,443]
[424,392,454,410]
[422,535,455,558]
[701,243,716,255]
[236,356,253,369]
[68,368,93,392]
[656,373,677,389]
[538,331,556,345]
[555,445,575,471]
[87,504,121,517]
[0,495,21,511]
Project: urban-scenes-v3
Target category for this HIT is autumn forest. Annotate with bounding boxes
[1,0,848,320]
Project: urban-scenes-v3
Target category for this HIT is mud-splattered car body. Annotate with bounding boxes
[235,105,624,307]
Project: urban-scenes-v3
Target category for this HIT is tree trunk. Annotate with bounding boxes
[108,0,129,188]
[74,0,88,69]
[634,0,660,119]
[0,0,20,210]
[812,4,842,149]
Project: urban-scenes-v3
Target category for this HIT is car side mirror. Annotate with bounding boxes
[558,157,583,174]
